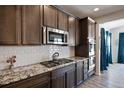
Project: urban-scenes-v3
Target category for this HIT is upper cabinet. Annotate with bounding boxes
[88,18,96,39]
[22,5,42,45]
[57,11,68,31]
[75,19,80,46]
[68,16,76,46]
[75,17,96,57]
[43,5,68,31]
[43,5,57,28]
[0,5,80,46]
[0,6,21,45]
[0,5,42,45]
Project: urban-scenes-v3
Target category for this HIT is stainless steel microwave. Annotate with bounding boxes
[43,26,68,45]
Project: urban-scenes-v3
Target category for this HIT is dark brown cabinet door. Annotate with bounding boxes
[65,66,75,88]
[58,11,68,31]
[68,16,76,46]
[51,64,75,88]
[88,20,96,39]
[43,5,57,28]
[76,61,83,85]
[51,74,65,88]
[83,59,88,80]
[75,17,96,58]
[75,19,80,46]
[22,5,41,45]
[0,6,21,45]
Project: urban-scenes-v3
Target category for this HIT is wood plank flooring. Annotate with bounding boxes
[79,63,124,88]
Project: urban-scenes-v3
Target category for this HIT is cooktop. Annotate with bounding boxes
[40,58,73,68]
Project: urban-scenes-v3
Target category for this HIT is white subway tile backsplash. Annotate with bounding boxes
[0,45,74,70]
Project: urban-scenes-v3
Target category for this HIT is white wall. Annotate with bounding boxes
[94,9,124,75]
[110,26,124,63]
[0,45,74,70]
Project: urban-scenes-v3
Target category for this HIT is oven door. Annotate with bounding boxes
[89,43,95,56]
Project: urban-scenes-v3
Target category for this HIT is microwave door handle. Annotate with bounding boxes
[63,34,65,44]
[64,34,68,44]
[64,34,66,44]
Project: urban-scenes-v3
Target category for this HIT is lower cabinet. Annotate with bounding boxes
[51,64,75,88]
[0,72,50,88]
[65,66,75,88]
[0,59,94,88]
[51,73,65,88]
[88,65,95,77]
[50,60,89,88]
[76,61,83,85]
[83,59,89,81]
[75,59,89,86]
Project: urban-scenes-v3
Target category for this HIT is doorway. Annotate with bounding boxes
[100,27,112,71]
[99,18,124,72]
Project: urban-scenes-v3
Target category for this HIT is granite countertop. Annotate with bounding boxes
[0,57,88,86]
[67,57,89,61]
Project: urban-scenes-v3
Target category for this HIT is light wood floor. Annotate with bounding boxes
[79,63,124,88]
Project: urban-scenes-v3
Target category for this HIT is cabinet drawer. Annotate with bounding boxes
[32,81,50,88]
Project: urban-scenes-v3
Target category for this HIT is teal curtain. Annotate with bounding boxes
[106,31,113,64]
[109,33,112,64]
[100,28,107,71]
[118,33,124,64]
[106,31,109,66]
[100,28,112,71]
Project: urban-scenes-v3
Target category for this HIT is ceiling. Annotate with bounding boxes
[58,5,124,18]
[101,18,124,30]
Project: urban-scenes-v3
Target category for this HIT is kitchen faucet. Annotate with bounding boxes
[52,52,59,61]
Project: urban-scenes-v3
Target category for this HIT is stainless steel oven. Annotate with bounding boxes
[43,26,68,45]
[89,39,95,56]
